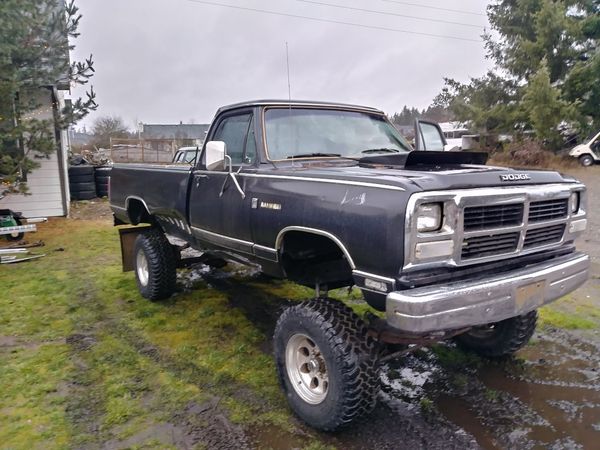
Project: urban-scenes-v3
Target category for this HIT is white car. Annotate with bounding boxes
[569,131,600,166]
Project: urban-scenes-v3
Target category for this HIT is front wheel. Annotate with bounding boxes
[133,228,177,300]
[273,298,379,431]
[579,154,594,167]
[454,310,537,358]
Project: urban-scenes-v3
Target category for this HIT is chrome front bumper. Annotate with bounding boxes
[386,252,590,333]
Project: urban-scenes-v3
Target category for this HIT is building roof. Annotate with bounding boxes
[140,123,210,140]
[218,99,384,115]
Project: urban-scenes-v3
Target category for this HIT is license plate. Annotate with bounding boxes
[515,281,545,312]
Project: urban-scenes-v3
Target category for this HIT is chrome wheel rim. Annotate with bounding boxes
[285,333,329,404]
[136,249,149,286]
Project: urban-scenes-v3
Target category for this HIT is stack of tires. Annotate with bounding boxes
[94,166,111,198]
[68,166,96,200]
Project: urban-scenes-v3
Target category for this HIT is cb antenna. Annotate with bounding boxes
[286,41,292,103]
[286,41,295,165]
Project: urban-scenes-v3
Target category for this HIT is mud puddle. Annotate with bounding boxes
[179,263,600,449]
[382,331,600,450]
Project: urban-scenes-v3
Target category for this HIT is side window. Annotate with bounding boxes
[244,116,257,164]
[212,113,252,165]
[419,122,445,151]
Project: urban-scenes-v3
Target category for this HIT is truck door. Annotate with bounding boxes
[188,110,257,255]
[414,119,447,151]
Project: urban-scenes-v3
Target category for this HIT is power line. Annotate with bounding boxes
[297,0,483,29]
[379,0,486,17]
[185,0,483,43]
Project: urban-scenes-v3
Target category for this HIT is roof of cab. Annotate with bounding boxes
[217,99,384,115]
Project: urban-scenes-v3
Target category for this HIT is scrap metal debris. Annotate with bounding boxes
[0,254,45,264]
[0,246,46,263]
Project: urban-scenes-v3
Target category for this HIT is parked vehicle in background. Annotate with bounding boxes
[110,100,589,432]
[569,130,600,166]
[172,146,200,164]
[439,121,470,151]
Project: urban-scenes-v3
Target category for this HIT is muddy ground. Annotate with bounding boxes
[3,167,600,449]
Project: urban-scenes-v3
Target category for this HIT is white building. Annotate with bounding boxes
[0,1,72,218]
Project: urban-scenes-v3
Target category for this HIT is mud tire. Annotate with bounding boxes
[133,228,177,301]
[273,298,379,431]
[455,310,537,358]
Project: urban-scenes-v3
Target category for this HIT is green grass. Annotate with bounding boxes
[1,217,344,448]
[538,306,597,330]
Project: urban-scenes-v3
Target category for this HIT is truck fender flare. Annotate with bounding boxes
[125,196,152,225]
[274,226,356,269]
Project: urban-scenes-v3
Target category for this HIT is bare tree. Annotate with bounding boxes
[91,115,130,149]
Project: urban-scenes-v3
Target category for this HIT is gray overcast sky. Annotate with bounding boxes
[70,0,493,129]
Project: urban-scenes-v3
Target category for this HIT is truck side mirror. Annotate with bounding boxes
[205,141,226,171]
[414,119,447,151]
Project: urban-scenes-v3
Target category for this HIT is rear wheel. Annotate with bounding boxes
[273,298,379,431]
[454,310,537,358]
[579,154,594,167]
[133,229,177,300]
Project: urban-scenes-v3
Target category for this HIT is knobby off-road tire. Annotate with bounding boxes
[133,228,177,301]
[455,310,538,358]
[273,298,380,431]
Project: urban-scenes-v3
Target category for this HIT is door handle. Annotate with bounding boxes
[194,174,208,187]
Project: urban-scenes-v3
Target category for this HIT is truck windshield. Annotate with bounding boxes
[264,108,411,160]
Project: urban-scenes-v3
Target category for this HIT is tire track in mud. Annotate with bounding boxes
[64,285,110,449]
[63,272,252,450]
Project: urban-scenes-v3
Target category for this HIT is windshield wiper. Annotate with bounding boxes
[287,153,342,159]
[361,148,401,154]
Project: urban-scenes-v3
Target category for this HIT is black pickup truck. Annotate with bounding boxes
[110,100,589,431]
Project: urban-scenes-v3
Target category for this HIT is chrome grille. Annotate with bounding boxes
[464,203,524,231]
[524,224,565,249]
[462,232,520,260]
[405,183,585,271]
[528,199,568,223]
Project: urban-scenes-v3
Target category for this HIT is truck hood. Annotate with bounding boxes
[268,162,578,192]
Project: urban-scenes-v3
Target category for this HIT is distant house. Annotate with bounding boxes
[0,4,71,218]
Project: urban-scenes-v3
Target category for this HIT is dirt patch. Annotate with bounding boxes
[0,335,64,351]
[69,199,113,221]
[66,333,97,352]
[172,400,251,450]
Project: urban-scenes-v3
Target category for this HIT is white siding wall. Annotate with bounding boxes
[0,89,69,218]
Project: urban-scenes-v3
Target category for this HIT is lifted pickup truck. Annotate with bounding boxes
[110,100,589,431]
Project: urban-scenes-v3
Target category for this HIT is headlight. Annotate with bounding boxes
[416,203,443,232]
[570,192,580,213]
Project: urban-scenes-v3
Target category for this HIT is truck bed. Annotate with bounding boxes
[110,163,192,224]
